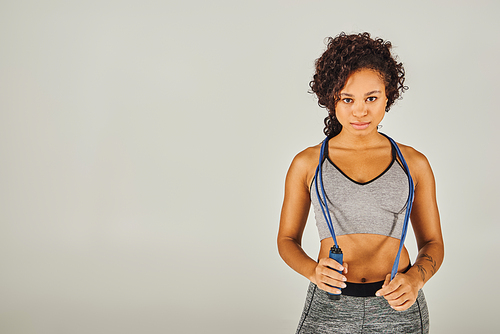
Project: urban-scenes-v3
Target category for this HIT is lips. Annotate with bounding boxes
[351,122,370,130]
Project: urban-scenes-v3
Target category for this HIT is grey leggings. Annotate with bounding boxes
[296,283,429,334]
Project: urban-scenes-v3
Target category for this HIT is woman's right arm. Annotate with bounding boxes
[277,149,346,294]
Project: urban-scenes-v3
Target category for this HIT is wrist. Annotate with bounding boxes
[307,269,317,285]
[306,262,319,285]
[406,266,425,290]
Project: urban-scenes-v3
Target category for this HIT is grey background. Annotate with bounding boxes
[1,0,499,333]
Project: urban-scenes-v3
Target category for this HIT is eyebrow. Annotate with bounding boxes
[340,90,382,97]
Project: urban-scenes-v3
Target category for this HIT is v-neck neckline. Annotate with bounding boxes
[325,142,396,185]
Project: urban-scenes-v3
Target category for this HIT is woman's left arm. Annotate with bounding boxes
[376,147,444,311]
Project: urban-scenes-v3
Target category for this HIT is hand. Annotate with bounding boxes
[375,273,419,311]
[313,257,348,294]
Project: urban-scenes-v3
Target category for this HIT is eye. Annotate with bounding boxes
[366,96,377,102]
[342,98,353,103]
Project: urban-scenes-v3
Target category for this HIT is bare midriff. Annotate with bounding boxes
[319,234,411,283]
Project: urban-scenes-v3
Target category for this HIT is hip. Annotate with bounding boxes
[296,282,429,334]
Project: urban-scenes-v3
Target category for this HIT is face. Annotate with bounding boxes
[335,68,388,136]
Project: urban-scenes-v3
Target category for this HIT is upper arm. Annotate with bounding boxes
[277,149,317,246]
[405,148,443,250]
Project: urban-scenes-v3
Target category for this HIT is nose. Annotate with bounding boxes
[352,100,368,118]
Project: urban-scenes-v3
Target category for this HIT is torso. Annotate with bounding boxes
[305,135,412,283]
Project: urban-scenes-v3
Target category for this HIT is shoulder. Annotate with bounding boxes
[286,143,322,189]
[291,144,321,169]
[395,142,434,186]
[397,143,429,167]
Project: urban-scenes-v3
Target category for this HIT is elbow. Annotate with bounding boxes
[276,234,288,260]
[277,233,300,261]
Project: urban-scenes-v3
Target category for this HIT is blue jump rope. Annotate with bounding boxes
[314,133,415,299]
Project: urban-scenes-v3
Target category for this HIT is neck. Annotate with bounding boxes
[333,129,386,149]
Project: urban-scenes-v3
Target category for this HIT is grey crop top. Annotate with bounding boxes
[310,143,409,241]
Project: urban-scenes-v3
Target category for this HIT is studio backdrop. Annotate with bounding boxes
[0,1,499,333]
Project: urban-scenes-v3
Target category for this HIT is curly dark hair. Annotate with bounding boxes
[310,32,408,137]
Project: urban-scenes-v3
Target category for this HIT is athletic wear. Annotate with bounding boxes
[296,139,429,333]
[296,282,429,334]
[310,143,409,241]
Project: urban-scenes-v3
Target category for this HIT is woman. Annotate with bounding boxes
[277,32,444,334]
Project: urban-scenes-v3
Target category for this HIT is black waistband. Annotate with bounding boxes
[341,280,384,297]
[340,264,412,297]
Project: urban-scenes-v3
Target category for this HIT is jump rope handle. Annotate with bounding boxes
[327,245,343,300]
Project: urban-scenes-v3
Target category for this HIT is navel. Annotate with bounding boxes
[361,278,367,283]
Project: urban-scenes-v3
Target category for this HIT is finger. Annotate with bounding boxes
[318,283,343,295]
[317,271,347,290]
[388,297,413,311]
[315,264,347,291]
[377,281,406,299]
[320,273,347,289]
[319,282,345,294]
[342,262,348,274]
[317,263,346,281]
[318,259,347,284]
[387,287,417,305]
[384,282,416,304]
[317,274,346,294]
[382,273,390,288]
[376,274,395,296]
[320,257,345,272]
[383,288,406,301]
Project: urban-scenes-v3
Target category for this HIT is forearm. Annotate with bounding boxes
[278,237,318,284]
[405,241,444,290]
